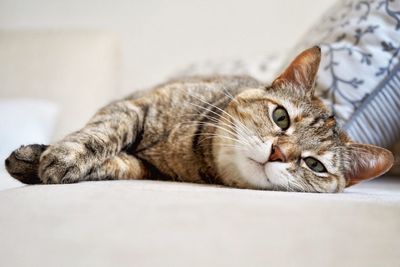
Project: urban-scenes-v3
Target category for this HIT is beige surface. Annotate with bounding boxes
[0,31,120,140]
[0,177,399,267]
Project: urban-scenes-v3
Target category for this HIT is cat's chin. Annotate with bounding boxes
[232,156,274,190]
[264,162,301,191]
[263,162,284,181]
[214,143,276,190]
[243,160,295,191]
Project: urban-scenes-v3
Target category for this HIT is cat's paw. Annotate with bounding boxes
[38,143,91,184]
[5,144,48,184]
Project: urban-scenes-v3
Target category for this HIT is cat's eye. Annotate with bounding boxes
[304,157,327,173]
[272,107,290,130]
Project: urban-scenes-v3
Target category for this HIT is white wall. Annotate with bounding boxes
[0,0,333,94]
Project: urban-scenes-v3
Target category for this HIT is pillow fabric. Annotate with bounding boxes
[285,0,400,148]
[0,99,58,190]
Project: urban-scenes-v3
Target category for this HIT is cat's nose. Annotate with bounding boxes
[269,144,287,162]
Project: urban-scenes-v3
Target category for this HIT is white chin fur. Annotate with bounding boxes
[264,162,292,188]
[215,145,273,189]
[235,153,274,189]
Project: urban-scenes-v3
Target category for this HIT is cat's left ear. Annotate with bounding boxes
[272,46,321,96]
[345,143,394,187]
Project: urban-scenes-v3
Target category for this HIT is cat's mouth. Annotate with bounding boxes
[246,155,289,185]
[247,157,268,166]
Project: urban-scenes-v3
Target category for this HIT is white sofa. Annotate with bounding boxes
[0,31,399,267]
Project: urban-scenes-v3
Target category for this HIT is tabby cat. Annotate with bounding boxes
[5,46,394,193]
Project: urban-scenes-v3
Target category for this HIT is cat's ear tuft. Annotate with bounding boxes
[272,46,321,96]
[345,143,394,187]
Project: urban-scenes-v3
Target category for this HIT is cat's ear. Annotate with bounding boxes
[345,143,394,187]
[272,46,321,96]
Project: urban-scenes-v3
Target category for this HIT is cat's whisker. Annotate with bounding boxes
[182,115,253,147]
[292,179,305,192]
[182,120,249,145]
[185,115,251,145]
[185,112,238,133]
[156,116,251,152]
[212,143,246,150]
[162,115,239,142]
[183,91,255,140]
[184,102,242,134]
[187,110,255,147]
[140,144,241,158]
[288,178,300,192]
[185,100,249,136]
[179,131,247,148]
[183,96,257,149]
[198,134,249,147]
[221,86,239,103]
[185,119,238,136]
[167,120,250,149]
[285,177,290,192]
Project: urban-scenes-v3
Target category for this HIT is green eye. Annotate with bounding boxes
[272,107,290,130]
[304,157,327,173]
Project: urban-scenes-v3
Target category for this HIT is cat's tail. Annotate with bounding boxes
[5,144,48,184]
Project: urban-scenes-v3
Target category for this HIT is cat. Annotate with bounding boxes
[4,46,394,193]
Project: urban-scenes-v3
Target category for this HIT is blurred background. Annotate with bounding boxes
[0,0,332,94]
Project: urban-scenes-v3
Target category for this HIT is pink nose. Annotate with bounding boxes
[269,145,287,162]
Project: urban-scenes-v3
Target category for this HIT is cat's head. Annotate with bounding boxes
[215,46,394,193]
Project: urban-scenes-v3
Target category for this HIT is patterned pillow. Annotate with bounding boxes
[285,0,400,148]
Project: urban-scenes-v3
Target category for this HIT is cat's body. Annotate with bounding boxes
[128,76,261,185]
[5,47,394,192]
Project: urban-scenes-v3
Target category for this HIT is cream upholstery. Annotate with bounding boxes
[0,178,399,267]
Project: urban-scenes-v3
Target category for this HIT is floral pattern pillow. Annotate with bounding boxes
[286,0,400,147]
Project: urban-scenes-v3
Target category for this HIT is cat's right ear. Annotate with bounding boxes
[344,143,394,187]
[272,46,321,96]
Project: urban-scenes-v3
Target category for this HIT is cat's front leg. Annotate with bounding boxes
[39,142,96,184]
[39,100,146,183]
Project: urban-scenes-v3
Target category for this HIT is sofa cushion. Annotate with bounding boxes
[0,178,399,267]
